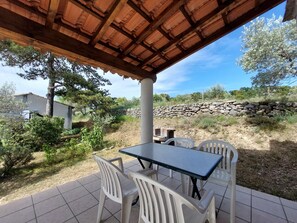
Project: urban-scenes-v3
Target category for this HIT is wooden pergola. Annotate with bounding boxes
[0,0,286,82]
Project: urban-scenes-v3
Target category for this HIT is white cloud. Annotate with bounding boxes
[0,66,48,97]
[103,72,141,99]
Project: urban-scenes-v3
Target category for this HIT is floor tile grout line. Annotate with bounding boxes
[0,199,33,219]
[76,177,101,203]
[251,191,282,204]
[77,174,100,186]
[30,195,38,223]
[280,198,297,211]
[250,189,253,223]
[219,209,250,223]
[280,199,290,222]
[57,185,80,223]
[251,205,288,220]
[33,192,61,205]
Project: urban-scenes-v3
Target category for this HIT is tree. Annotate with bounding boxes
[238,16,297,86]
[204,84,227,99]
[0,83,25,117]
[63,90,116,117]
[0,83,33,176]
[0,40,111,117]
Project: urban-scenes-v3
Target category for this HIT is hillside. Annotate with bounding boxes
[106,115,297,200]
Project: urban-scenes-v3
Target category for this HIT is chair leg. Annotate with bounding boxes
[208,197,216,223]
[96,189,106,223]
[121,195,135,223]
[169,169,173,178]
[230,182,236,223]
[181,174,186,194]
[187,177,192,196]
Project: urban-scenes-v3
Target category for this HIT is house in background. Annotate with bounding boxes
[15,92,73,129]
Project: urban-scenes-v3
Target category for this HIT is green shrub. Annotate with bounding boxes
[216,115,238,126]
[43,144,58,164]
[44,139,91,164]
[81,125,104,151]
[196,117,217,129]
[0,119,34,176]
[62,128,81,136]
[25,116,64,150]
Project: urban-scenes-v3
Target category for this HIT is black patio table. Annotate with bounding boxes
[119,142,223,199]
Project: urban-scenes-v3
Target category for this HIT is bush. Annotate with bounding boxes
[25,116,64,150]
[0,119,33,176]
[44,139,91,164]
[81,125,104,151]
[62,128,81,136]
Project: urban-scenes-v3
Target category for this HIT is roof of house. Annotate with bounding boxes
[15,92,74,108]
[0,0,285,82]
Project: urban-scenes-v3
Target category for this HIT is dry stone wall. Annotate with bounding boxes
[126,101,297,118]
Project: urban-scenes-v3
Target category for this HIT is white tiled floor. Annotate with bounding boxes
[0,159,296,223]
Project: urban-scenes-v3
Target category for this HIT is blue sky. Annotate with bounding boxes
[0,2,286,99]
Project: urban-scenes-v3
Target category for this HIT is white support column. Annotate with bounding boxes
[140,78,154,144]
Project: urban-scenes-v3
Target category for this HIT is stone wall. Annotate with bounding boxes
[126,101,297,118]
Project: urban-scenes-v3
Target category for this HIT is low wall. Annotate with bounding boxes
[126,101,297,118]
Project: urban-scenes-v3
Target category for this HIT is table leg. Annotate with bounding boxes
[137,158,153,169]
[190,177,201,200]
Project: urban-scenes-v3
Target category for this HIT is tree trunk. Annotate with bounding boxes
[45,78,55,116]
[45,54,55,117]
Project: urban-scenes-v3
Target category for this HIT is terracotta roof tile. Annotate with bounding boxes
[0,0,285,80]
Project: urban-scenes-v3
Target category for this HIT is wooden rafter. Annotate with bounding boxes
[138,0,234,67]
[154,0,285,73]
[90,0,127,46]
[127,0,172,40]
[180,5,204,40]
[46,0,61,28]
[69,0,156,54]
[120,0,187,58]
[0,7,155,80]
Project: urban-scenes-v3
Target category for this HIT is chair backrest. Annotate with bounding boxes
[163,137,195,149]
[93,155,126,203]
[197,140,238,173]
[129,172,204,223]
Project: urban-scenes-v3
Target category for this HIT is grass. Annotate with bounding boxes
[1,113,297,204]
[237,140,297,200]
[192,115,238,130]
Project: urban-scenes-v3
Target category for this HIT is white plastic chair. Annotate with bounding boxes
[197,140,238,223]
[93,155,157,223]
[160,137,195,194]
[129,171,216,223]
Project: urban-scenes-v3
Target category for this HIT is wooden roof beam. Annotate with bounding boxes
[154,0,285,73]
[127,0,172,41]
[46,0,61,28]
[139,0,234,67]
[69,0,156,55]
[120,0,187,58]
[90,0,127,46]
[0,7,155,81]
[180,5,205,40]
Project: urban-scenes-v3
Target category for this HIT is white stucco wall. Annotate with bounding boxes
[15,93,72,129]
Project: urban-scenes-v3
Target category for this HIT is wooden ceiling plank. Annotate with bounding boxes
[90,0,127,46]
[154,0,285,73]
[46,0,61,28]
[120,0,187,58]
[138,0,234,67]
[0,7,155,80]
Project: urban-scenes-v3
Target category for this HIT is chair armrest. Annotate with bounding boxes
[108,157,124,171]
[196,190,215,214]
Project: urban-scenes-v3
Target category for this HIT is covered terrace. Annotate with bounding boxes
[0,0,296,222]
